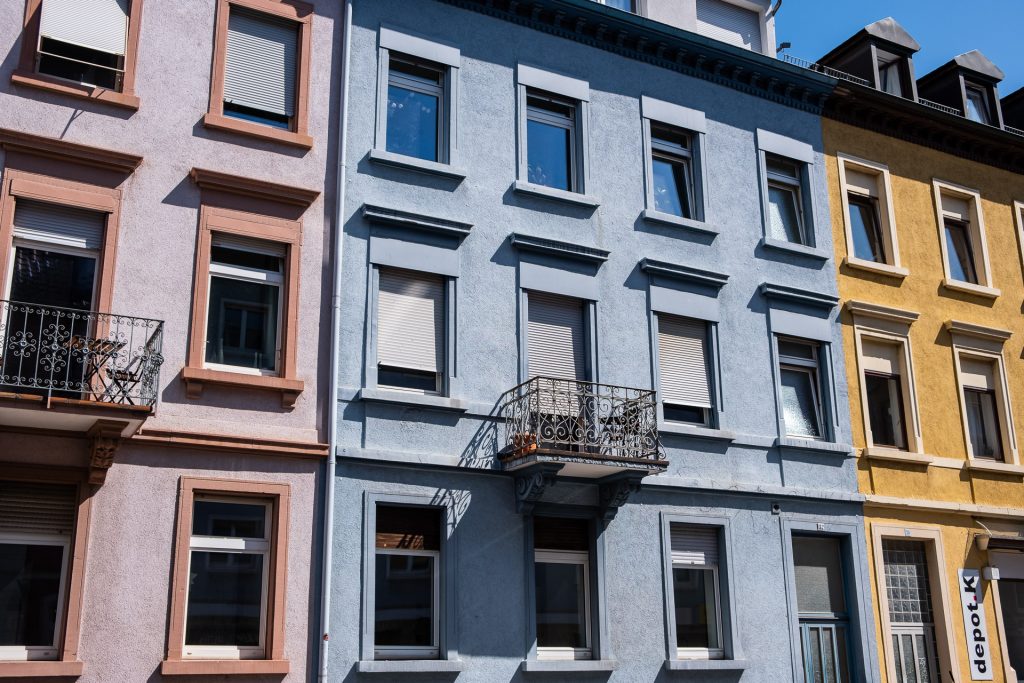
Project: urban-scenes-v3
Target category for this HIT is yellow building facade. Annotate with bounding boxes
[817,19,1024,682]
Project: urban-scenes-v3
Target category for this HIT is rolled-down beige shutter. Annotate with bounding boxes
[0,481,77,536]
[40,0,129,56]
[696,0,762,52]
[377,268,445,374]
[658,315,711,409]
[224,7,299,118]
[861,339,902,376]
[671,525,719,566]
[13,199,105,251]
[527,291,586,381]
[961,357,996,390]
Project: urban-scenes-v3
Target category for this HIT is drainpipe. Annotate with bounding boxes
[318,0,352,679]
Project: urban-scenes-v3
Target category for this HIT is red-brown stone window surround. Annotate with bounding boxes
[204,0,314,149]
[0,465,91,679]
[162,477,291,677]
[11,0,144,110]
[183,168,319,408]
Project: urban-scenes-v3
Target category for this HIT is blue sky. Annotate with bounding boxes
[774,0,1024,94]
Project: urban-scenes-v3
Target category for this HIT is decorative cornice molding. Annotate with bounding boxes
[438,0,834,114]
[87,420,128,485]
[362,203,472,239]
[132,428,328,459]
[0,128,143,174]
[189,168,320,208]
[760,282,838,309]
[844,300,920,325]
[509,233,609,264]
[640,258,728,289]
[944,319,1012,343]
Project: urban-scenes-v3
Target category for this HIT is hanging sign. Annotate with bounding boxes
[958,568,993,680]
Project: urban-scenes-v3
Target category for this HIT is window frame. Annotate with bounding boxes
[524,90,580,194]
[776,337,826,440]
[653,313,717,429]
[964,82,994,125]
[384,56,447,164]
[203,0,314,149]
[373,546,442,660]
[932,179,997,298]
[163,478,289,676]
[12,0,144,109]
[853,326,923,455]
[764,154,808,245]
[533,548,593,661]
[837,154,904,277]
[953,347,1017,465]
[756,130,822,257]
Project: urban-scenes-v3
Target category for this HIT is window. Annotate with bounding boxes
[33,0,129,91]
[534,517,591,661]
[0,481,77,662]
[848,195,885,263]
[997,579,1024,681]
[877,54,905,97]
[765,154,808,245]
[526,90,579,192]
[164,479,289,674]
[862,340,909,450]
[374,505,441,660]
[793,536,851,683]
[650,124,695,219]
[527,291,587,382]
[658,315,712,426]
[959,355,1005,461]
[670,525,723,659]
[838,156,902,273]
[376,268,445,394]
[204,235,284,374]
[934,182,993,293]
[882,540,941,683]
[778,338,824,439]
[965,84,992,125]
[695,0,763,52]
[386,57,445,162]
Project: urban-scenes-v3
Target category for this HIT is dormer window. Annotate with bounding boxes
[876,54,905,97]
[592,0,636,12]
[965,83,993,124]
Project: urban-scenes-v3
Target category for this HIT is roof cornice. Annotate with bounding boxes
[437,0,834,113]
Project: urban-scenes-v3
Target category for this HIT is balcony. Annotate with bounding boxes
[0,300,164,441]
[498,377,666,516]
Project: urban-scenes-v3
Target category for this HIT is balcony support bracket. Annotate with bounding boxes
[87,420,127,485]
[598,472,646,521]
[514,463,564,515]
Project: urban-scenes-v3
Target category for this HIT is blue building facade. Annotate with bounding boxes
[326,1,879,680]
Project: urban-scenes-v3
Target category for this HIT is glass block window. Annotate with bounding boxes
[882,540,934,624]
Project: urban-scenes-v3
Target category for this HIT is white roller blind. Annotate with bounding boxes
[844,168,879,197]
[941,193,971,221]
[671,525,719,566]
[658,315,711,408]
[13,199,104,250]
[696,0,762,53]
[40,0,129,56]
[212,233,287,259]
[224,7,299,118]
[527,291,586,381]
[961,357,996,390]
[991,552,1024,580]
[861,339,902,376]
[377,268,444,374]
[0,481,77,536]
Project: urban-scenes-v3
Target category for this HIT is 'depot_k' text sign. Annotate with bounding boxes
[958,568,993,680]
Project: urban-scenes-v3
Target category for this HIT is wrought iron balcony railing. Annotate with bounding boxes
[499,376,664,465]
[0,300,164,408]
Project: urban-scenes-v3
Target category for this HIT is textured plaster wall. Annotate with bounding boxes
[823,118,1024,509]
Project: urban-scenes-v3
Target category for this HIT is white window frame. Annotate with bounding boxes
[854,328,923,455]
[765,154,807,245]
[777,337,825,440]
[373,546,441,660]
[182,496,272,661]
[964,82,993,125]
[953,348,1017,465]
[203,240,284,377]
[932,179,997,298]
[524,89,580,193]
[0,532,71,662]
[672,560,724,660]
[534,549,592,661]
[656,313,714,428]
[384,55,448,163]
[837,154,904,277]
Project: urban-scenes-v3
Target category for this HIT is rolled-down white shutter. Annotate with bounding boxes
[671,525,719,566]
[695,0,762,53]
[212,233,287,259]
[224,7,299,118]
[658,315,711,408]
[377,268,445,373]
[861,340,902,376]
[13,199,105,250]
[0,481,77,536]
[527,291,586,381]
[961,357,996,390]
[40,0,129,56]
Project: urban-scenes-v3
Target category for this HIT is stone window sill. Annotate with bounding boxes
[664,658,748,672]
[368,149,467,180]
[941,278,1000,300]
[863,447,933,467]
[203,113,313,150]
[843,256,908,280]
[759,236,830,261]
[520,659,618,673]
[965,459,1024,477]
[512,180,600,208]
[161,659,289,676]
[659,422,735,442]
[182,366,304,408]
[776,437,854,455]
[0,660,84,678]
[11,70,139,110]
[641,209,718,236]
[358,387,468,412]
[356,660,466,673]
